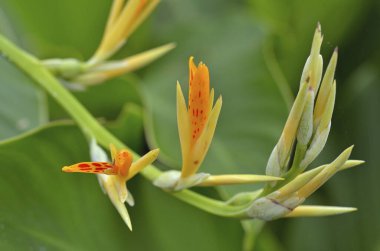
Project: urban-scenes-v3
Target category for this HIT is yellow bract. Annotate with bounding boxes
[177,57,222,178]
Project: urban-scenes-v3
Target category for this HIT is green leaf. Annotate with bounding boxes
[0,57,47,140]
[0,123,243,250]
[48,75,142,121]
[107,103,145,152]
[0,0,110,58]
[249,0,370,88]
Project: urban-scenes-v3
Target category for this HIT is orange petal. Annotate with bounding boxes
[62,162,115,174]
[188,57,210,147]
[115,149,133,177]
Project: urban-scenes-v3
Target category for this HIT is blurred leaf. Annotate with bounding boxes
[142,0,287,195]
[48,75,142,121]
[0,122,243,250]
[107,103,145,152]
[0,0,162,61]
[0,57,47,140]
[249,0,370,89]
[0,0,109,58]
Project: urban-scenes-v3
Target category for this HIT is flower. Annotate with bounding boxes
[89,0,161,64]
[154,57,282,191]
[62,139,159,230]
[43,0,174,86]
[241,23,364,220]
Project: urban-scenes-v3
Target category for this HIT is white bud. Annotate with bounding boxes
[300,123,330,169]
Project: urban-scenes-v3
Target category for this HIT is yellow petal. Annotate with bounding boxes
[185,96,222,177]
[266,79,309,176]
[314,48,337,128]
[340,159,365,171]
[78,43,175,84]
[98,174,133,230]
[297,146,353,199]
[197,174,283,186]
[177,82,191,174]
[128,148,160,180]
[104,0,126,37]
[123,0,160,40]
[308,24,323,91]
[285,205,357,218]
[91,0,159,63]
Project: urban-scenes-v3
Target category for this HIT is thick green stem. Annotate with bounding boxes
[0,34,247,218]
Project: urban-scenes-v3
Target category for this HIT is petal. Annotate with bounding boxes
[62,162,114,174]
[188,59,210,146]
[177,82,191,174]
[285,205,356,218]
[128,148,160,179]
[186,96,222,177]
[314,48,337,128]
[77,43,175,85]
[197,174,283,186]
[297,146,353,199]
[90,138,109,162]
[102,175,133,230]
[266,79,309,176]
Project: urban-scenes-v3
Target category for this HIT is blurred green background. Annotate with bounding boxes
[0,0,379,250]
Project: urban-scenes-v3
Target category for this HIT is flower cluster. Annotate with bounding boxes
[242,24,363,220]
[61,24,363,229]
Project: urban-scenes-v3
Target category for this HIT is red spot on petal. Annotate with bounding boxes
[95,167,106,171]
[78,163,90,168]
[92,163,101,167]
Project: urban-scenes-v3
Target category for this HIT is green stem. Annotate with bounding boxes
[0,34,247,218]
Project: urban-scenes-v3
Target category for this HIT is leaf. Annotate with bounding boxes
[0,56,47,140]
[48,75,142,121]
[106,103,145,152]
[249,0,370,88]
[0,122,243,250]
[0,0,110,58]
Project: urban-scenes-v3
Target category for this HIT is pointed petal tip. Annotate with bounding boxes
[286,205,357,218]
[341,145,354,158]
[151,148,160,158]
[317,21,321,32]
[198,174,283,186]
[216,95,223,105]
[127,221,133,231]
[61,166,69,172]
[334,46,339,54]
[340,159,365,171]
[356,160,365,165]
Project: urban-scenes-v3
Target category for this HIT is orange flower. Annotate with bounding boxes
[177,57,222,179]
[62,140,159,230]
